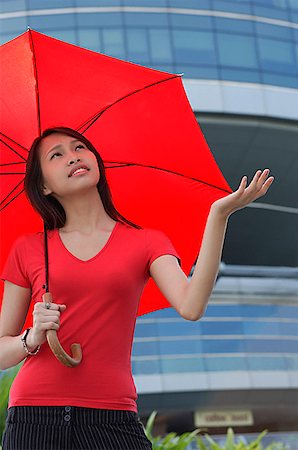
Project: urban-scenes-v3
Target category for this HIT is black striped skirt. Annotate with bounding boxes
[1,405,153,450]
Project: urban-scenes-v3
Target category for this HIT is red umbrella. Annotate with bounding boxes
[0,28,232,366]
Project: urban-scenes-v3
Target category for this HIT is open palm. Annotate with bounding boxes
[213,168,275,218]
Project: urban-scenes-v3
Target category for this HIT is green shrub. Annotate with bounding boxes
[142,410,288,450]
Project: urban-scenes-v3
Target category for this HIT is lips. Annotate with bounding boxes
[68,165,90,177]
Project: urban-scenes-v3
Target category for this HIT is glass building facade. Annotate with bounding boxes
[1,0,298,88]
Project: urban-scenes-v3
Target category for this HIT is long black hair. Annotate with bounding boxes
[24,126,142,230]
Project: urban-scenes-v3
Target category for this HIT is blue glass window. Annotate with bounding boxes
[201,321,243,335]
[277,305,298,319]
[167,0,212,8]
[202,339,245,353]
[247,356,287,370]
[157,320,201,336]
[262,72,298,88]
[123,0,167,5]
[159,338,201,354]
[217,33,258,69]
[285,356,298,370]
[102,28,125,58]
[175,64,219,79]
[149,29,173,63]
[75,0,120,4]
[123,12,168,27]
[169,14,213,30]
[245,339,298,353]
[212,0,252,14]
[255,22,292,40]
[126,28,150,63]
[220,67,261,82]
[28,14,76,29]
[1,17,27,33]
[0,33,18,44]
[132,340,159,356]
[172,29,216,65]
[253,4,290,20]
[27,0,74,7]
[148,63,176,73]
[241,304,279,317]
[279,322,298,336]
[205,357,248,371]
[161,357,205,373]
[48,29,77,45]
[214,17,254,34]
[0,0,26,13]
[78,29,102,52]
[259,38,297,74]
[134,321,158,338]
[77,12,122,27]
[242,321,280,335]
[132,358,160,374]
[204,304,242,317]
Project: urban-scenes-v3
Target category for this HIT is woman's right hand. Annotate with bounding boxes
[27,302,67,349]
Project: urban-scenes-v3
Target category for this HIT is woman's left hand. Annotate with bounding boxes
[212,168,275,218]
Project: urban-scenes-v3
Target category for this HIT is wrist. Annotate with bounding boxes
[25,328,39,352]
[210,202,231,221]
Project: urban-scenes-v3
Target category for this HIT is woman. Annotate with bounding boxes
[0,126,274,450]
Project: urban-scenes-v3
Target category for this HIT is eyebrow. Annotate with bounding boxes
[46,139,82,157]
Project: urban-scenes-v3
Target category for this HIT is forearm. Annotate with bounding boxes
[0,330,37,371]
[181,204,229,321]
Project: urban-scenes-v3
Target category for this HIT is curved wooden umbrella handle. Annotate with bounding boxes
[42,292,82,367]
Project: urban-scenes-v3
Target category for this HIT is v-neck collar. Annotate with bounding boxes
[56,220,121,263]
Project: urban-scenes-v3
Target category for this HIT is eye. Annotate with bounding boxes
[50,145,85,159]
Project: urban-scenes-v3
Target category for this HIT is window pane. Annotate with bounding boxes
[132,358,160,374]
[28,14,76,29]
[102,28,125,58]
[262,72,298,88]
[49,29,77,45]
[168,0,211,8]
[176,65,219,79]
[255,22,292,40]
[149,29,173,63]
[126,28,150,63]
[0,33,18,44]
[212,0,252,13]
[123,0,167,5]
[161,357,205,373]
[27,0,74,7]
[205,357,247,371]
[0,0,26,13]
[123,12,168,26]
[78,28,102,52]
[217,33,258,69]
[77,12,122,27]
[220,68,261,83]
[214,17,254,33]
[169,13,212,30]
[75,0,120,5]
[258,38,297,74]
[0,17,27,33]
[173,29,216,64]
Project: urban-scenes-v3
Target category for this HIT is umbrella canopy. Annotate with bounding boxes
[0,28,232,329]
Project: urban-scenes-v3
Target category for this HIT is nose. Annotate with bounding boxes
[68,157,80,165]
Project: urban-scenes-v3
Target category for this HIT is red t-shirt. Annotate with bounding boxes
[0,220,181,412]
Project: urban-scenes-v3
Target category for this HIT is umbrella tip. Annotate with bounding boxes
[27,26,31,31]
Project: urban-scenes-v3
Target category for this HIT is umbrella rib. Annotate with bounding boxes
[0,135,28,162]
[104,160,232,194]
[0,180,25,212]
[77,74,182,134]
[28,28,42,137]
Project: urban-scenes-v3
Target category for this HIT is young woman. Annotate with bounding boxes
[0,126,274,450]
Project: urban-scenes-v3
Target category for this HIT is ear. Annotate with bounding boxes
[42,185,52,196]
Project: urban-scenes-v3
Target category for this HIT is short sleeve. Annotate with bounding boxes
[0,235,31,289]
[145,228,181,278]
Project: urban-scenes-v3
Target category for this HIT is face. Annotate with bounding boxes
[39,133,100,200]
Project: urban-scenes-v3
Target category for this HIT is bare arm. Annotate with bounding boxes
[0,281,35,370]
[146,170,274,322]
[180,204,228,321]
